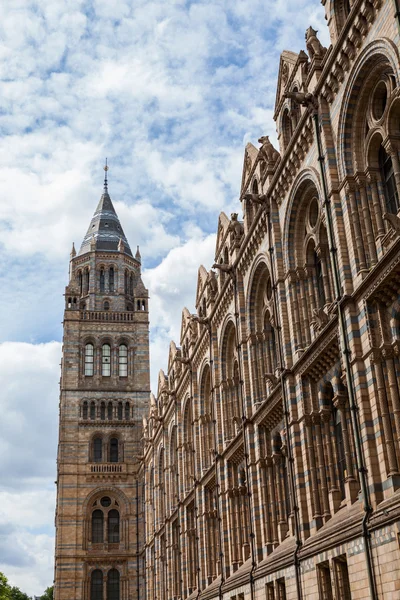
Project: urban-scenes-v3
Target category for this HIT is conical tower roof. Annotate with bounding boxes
[79,184,133,257]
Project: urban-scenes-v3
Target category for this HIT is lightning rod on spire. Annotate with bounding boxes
[103,158,109,192]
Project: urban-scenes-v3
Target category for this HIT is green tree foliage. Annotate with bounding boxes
[40,587,53,600]
[0,573,10,600]
[0,573,31,600]
[10,588,30,600]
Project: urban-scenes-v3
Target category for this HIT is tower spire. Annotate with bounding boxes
[103,158,109,193]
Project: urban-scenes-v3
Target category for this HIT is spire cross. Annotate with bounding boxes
[103,158,109,192]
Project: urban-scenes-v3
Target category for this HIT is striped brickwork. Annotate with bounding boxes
[55,196,150,599]
[143,1,400,600]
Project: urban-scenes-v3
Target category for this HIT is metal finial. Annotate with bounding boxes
[103,158,109,191]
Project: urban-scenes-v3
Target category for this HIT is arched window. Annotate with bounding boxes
[103,301,110,311]
[78,271,83,295]
[118,402,123,420]
[107,402,113,420]
[109,267,114,292]
[100,269,105,292]
[314,250,325,308]
[92,510,103,543]
[379,145,399,214]
[100,402,105,421]
[108,510,120,543]
[110,438,119,463]
[125,402,130,420]
[282,108,293,149]
[90,401,96,420]
[119,345,128,377]
[91,570,103,600]
[93,437,102,462]
[85,268,90,295]
[124,271,128,294]
[83,401,88,419]
[102,344,111,377]
[107,569,120,600]
[130,274,134,296]
[85,344,94,376]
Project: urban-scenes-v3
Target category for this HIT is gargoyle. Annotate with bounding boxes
[264,373,278,386]
[312,307,329,329]
[175,355,191,365]
[284,91,318,112]
[191,315,210,326]
[243,193,268,204]
[305,26,327,60]
[228,213,244,242]
[383,212,400,234]
[212,262,232,274]
[207,270,218,296]
[258,135,280,164]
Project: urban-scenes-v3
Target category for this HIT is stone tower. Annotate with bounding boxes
[54,170,149,600]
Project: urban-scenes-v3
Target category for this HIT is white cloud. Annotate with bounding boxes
[0,0,330,590]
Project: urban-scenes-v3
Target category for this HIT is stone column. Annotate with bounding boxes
[320,408,342,512]
[367,171,385,238]
[313,412,330,519]
[372,351,399,476]
[304,414,322,528]
[357,177,377,264]
[346,182,367,271]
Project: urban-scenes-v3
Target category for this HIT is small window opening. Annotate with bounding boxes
[91,511,103,543]
[85,344,94,377]
[102,344,111,376]
[109,267,114,292]
[110,438,119,463]
[93,437,102,462]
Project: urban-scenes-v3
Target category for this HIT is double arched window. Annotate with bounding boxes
[90,436,119,463]
[91,497,120,545]
[90,569,120,600]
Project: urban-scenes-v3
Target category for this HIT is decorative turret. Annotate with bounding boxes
[78,162,133,257]
[135,245,141,263]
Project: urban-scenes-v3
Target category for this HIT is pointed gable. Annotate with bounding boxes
[274,50,299,118]
[79,188,132,256]
[195,265,209,309]
[180,307,192,346]
[215,212,231,259]
[167,341,179,375]
[157,370,168,398]
[240,142,259,195]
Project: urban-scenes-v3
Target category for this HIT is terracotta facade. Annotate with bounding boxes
[143,2,400,600]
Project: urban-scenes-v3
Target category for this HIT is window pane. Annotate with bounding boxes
[100,403,105,420]
[118,402,123,420]
[85,344,94,376]
[110,438,118,463]
[91,570,103,600]
[125,403,130,420]
[102,344,111,377]
[93,438,102,462]
[107,569,120,600]
[109,267,114,292]
[107,402,113,420]
[119,345,128,377]
[108,510,120,543]
[90,402,96,420]
[83,402,88,419]
[100,269,105,292]
[92,510,103,543]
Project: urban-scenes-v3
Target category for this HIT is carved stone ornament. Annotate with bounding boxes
[281,62,289,85]
[305,26,327,61]
[258,135,280,166]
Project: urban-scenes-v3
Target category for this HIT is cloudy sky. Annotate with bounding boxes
[0,0,329,594]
